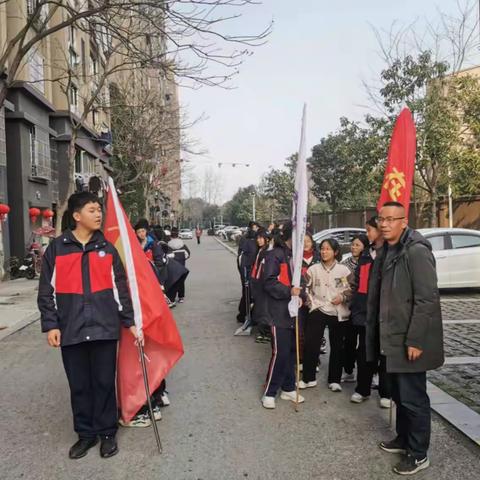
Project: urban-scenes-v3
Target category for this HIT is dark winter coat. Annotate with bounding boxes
[250,246,270,326]
[349,247,374,327]
[38,229,134,347]
[141,234,168,285]
[168,238,191,266]
[261,245,294,329]
[366,228,444,373]
[237,231,257,281]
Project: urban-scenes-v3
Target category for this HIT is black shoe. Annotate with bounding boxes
[69,437,98,459]
[100,435,119,458]
[393,455,430,475]
[379,437,407,454]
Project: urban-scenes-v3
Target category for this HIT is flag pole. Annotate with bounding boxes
[295,314,301,412]
[138,343,163,454]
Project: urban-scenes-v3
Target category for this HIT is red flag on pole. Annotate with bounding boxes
[104,177,184,423]
[377,108,416,217]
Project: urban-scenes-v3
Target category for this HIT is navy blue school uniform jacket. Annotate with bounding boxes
[38,229,134,347]
[262,245,294,329]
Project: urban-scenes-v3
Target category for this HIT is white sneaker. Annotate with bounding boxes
[119,413,152,428]
[342,373,355,383]
[298,380,317,389]
[380,397,392,409]
[261,396,276,409]
[160,392,170,406]
[280,390,305,403]
[351,392,369,403]
[328,383,342,392]
[152,405,162,421]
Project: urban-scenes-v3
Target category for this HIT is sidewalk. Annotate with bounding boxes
[0,278,39,341]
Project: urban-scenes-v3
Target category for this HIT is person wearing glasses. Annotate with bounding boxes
[366,201,444,475]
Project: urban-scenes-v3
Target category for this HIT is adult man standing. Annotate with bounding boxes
[366,201,444,476]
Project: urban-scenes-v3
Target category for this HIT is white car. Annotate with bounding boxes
[179,229,193,240]
[418,228,480,288]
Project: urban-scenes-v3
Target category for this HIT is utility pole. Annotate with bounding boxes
[447,168,454,228]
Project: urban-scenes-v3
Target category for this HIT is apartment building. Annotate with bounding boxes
[0,0,112,270]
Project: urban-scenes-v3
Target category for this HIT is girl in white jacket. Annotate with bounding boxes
[299,238,352,392]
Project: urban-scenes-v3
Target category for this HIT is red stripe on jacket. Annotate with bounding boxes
[358,263,372,294]
[55,253,83,294]
[89,251,114,292]
[278,263,291,287]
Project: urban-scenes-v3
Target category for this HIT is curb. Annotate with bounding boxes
[0,311,40,342]
[214,236,237,256]
[428,381,480,447]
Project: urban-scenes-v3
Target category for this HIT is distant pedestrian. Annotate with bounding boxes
[261,222,305,409]
[38,192,139,459]
[366,202,444,475]
[299,238,351,392]
[168,227,191,303]
[195,226,202,245]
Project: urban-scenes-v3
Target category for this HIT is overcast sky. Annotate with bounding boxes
[179,0,478,203]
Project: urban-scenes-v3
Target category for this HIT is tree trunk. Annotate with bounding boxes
[55,132,77,235]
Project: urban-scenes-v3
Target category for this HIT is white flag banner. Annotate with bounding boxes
[289,104,308,318]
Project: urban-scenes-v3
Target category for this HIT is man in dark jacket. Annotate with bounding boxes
[167,227,191,302]
[38,192,138,459]
[366,201,444,475]
[236,221,259,322]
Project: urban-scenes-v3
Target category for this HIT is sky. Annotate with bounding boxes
[179,0,478,203]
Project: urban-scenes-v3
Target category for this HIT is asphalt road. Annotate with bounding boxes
[0,236,479,480]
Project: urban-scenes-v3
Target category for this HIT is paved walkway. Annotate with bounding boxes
[0,236,479,479]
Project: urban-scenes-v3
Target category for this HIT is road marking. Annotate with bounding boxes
[441,298,480,303]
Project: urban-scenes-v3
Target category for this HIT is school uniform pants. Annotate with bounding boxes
[353,325,391,398]
[391,371,430,460]
[264,326,296,397]
[303,310,345,384]
[61,340,118,439]
[343,320,357,375]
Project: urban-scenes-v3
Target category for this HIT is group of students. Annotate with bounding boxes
[237,218,389,408]
[37,192,194,459]
[237,202,444,475]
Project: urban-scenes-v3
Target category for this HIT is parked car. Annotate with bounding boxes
[313,227,367,255]
[418,228,480,288]
[179,228,193,240]
[218,226,240,240]
[214,225,226,235]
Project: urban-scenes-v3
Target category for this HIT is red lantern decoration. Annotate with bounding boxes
[42,208,54,219]
[29,207,41,224]
[0,203,10,222]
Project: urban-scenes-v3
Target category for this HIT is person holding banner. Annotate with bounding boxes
[261,223,305,409]
[38,192,140,459]
[366,201,444,475]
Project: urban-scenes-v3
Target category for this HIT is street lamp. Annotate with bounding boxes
[250,192,256,221]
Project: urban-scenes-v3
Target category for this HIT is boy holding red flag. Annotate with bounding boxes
[38,192,140,459]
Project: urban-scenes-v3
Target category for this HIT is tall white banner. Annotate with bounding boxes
[289,104,308,317]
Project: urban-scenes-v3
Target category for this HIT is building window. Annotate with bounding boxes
[81,39,86,78]
[91,54,98,77]
[69,84,78,108]
[30,126,51,179]
[29,50,45,94]
[92,108,98,127]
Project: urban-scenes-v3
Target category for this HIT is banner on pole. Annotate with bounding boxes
[377,108,416,216]
[104,177,184,422]
[289,104,309,318]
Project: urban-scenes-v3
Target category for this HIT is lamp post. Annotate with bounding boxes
[251,192,256,221]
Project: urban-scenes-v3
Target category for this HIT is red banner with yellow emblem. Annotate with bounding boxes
[377,108,416,216]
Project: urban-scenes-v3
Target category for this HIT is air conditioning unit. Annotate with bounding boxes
[74,173,92,192]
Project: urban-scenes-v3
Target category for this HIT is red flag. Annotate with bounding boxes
[377,108,416,216]
[104,177,184,422]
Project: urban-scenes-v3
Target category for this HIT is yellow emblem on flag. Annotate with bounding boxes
[383,167,406,201]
